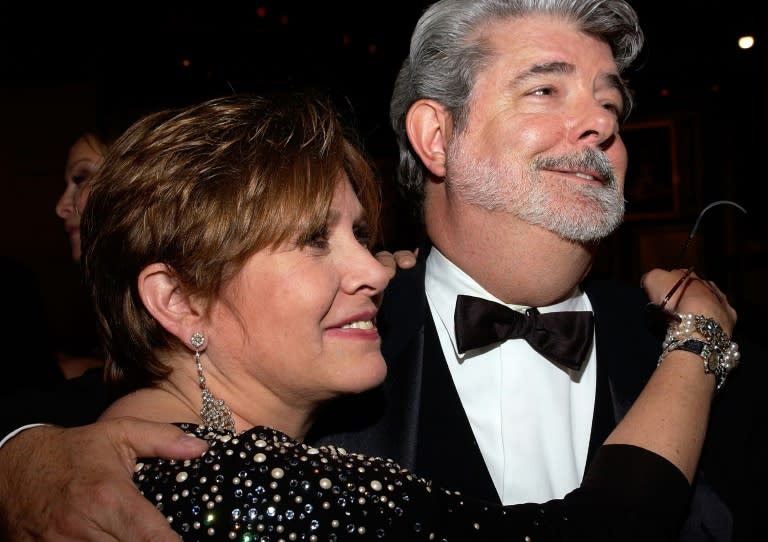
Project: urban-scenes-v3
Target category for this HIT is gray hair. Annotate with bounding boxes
[390,0,644,203]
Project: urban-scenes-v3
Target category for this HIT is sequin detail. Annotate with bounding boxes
[134,424,564,541]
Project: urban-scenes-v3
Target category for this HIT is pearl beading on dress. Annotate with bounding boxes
[133,424,559,541]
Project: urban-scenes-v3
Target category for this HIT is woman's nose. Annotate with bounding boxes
[55,188,74,219]
[343,244,392,297]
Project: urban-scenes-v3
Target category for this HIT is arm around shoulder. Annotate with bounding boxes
[0,419,208,541]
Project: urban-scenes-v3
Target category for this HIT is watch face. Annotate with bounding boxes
[706,354,719,372]
[701,345,718,372]
[681,340,719,373]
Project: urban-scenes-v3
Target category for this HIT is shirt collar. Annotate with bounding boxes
[424,247,590,356]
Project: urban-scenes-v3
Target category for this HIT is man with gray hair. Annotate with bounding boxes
[317,0,747,538]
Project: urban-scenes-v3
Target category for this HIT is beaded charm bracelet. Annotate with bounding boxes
[659,313,740,391]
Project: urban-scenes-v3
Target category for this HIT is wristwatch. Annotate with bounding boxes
[670,339,718,371]
[662,337,739,391]
[660,313,741,392]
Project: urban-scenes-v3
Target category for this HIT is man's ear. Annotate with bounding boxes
[406,99,452,178]
[138,263,205,347]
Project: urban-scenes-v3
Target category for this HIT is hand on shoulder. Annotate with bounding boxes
[0,418,208,541]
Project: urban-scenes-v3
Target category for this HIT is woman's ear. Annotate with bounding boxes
[138,263,205,347]
[405,99,452,178]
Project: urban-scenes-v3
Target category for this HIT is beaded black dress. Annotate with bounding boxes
[134,424,690,541]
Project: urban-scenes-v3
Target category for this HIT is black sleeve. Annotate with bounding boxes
[438,444,690,541]
[542,443,691,541]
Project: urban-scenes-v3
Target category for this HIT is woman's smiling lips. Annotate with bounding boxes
[326,311,380,338]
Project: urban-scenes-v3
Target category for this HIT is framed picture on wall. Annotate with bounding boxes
[621,119,680,220]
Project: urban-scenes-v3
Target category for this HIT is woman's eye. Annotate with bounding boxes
[354,226,371,247]
[71,174,90,186]
[306,227,330,249]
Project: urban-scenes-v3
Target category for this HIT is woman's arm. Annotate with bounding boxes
[555,268,739,540]
[605,268,736,481]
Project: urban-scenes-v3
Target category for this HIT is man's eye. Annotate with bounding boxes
[530,87,554,96]
[603,102,623,117]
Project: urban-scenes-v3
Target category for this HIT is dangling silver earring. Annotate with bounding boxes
[191,332,235,434]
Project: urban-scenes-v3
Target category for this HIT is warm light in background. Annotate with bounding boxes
[738,35,755,49]
[181,59,191,68]
[256,6,266,18]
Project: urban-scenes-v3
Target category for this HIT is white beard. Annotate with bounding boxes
[444,141,625,243]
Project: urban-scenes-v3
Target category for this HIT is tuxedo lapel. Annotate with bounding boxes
[585,279,660,416]
[583,278,660,469]
[414,308,501,504]
[584,346,615,471]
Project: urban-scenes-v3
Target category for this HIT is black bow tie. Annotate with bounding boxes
[454,294,594,370]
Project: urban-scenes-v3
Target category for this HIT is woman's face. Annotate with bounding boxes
[55,134,106,262]
[204,177,391,417]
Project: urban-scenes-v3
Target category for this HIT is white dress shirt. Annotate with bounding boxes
[424,247,597,504]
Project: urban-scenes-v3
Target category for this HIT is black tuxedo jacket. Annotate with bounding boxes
[309,245,750,541]
[313,248,653,477]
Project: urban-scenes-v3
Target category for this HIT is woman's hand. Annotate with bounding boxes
[641,268,737,335]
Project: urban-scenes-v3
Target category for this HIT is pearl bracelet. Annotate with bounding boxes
[659,313,740,391]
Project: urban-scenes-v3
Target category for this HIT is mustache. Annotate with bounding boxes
[531,148,617,188]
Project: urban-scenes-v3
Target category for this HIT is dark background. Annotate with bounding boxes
[1,1,766,347]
